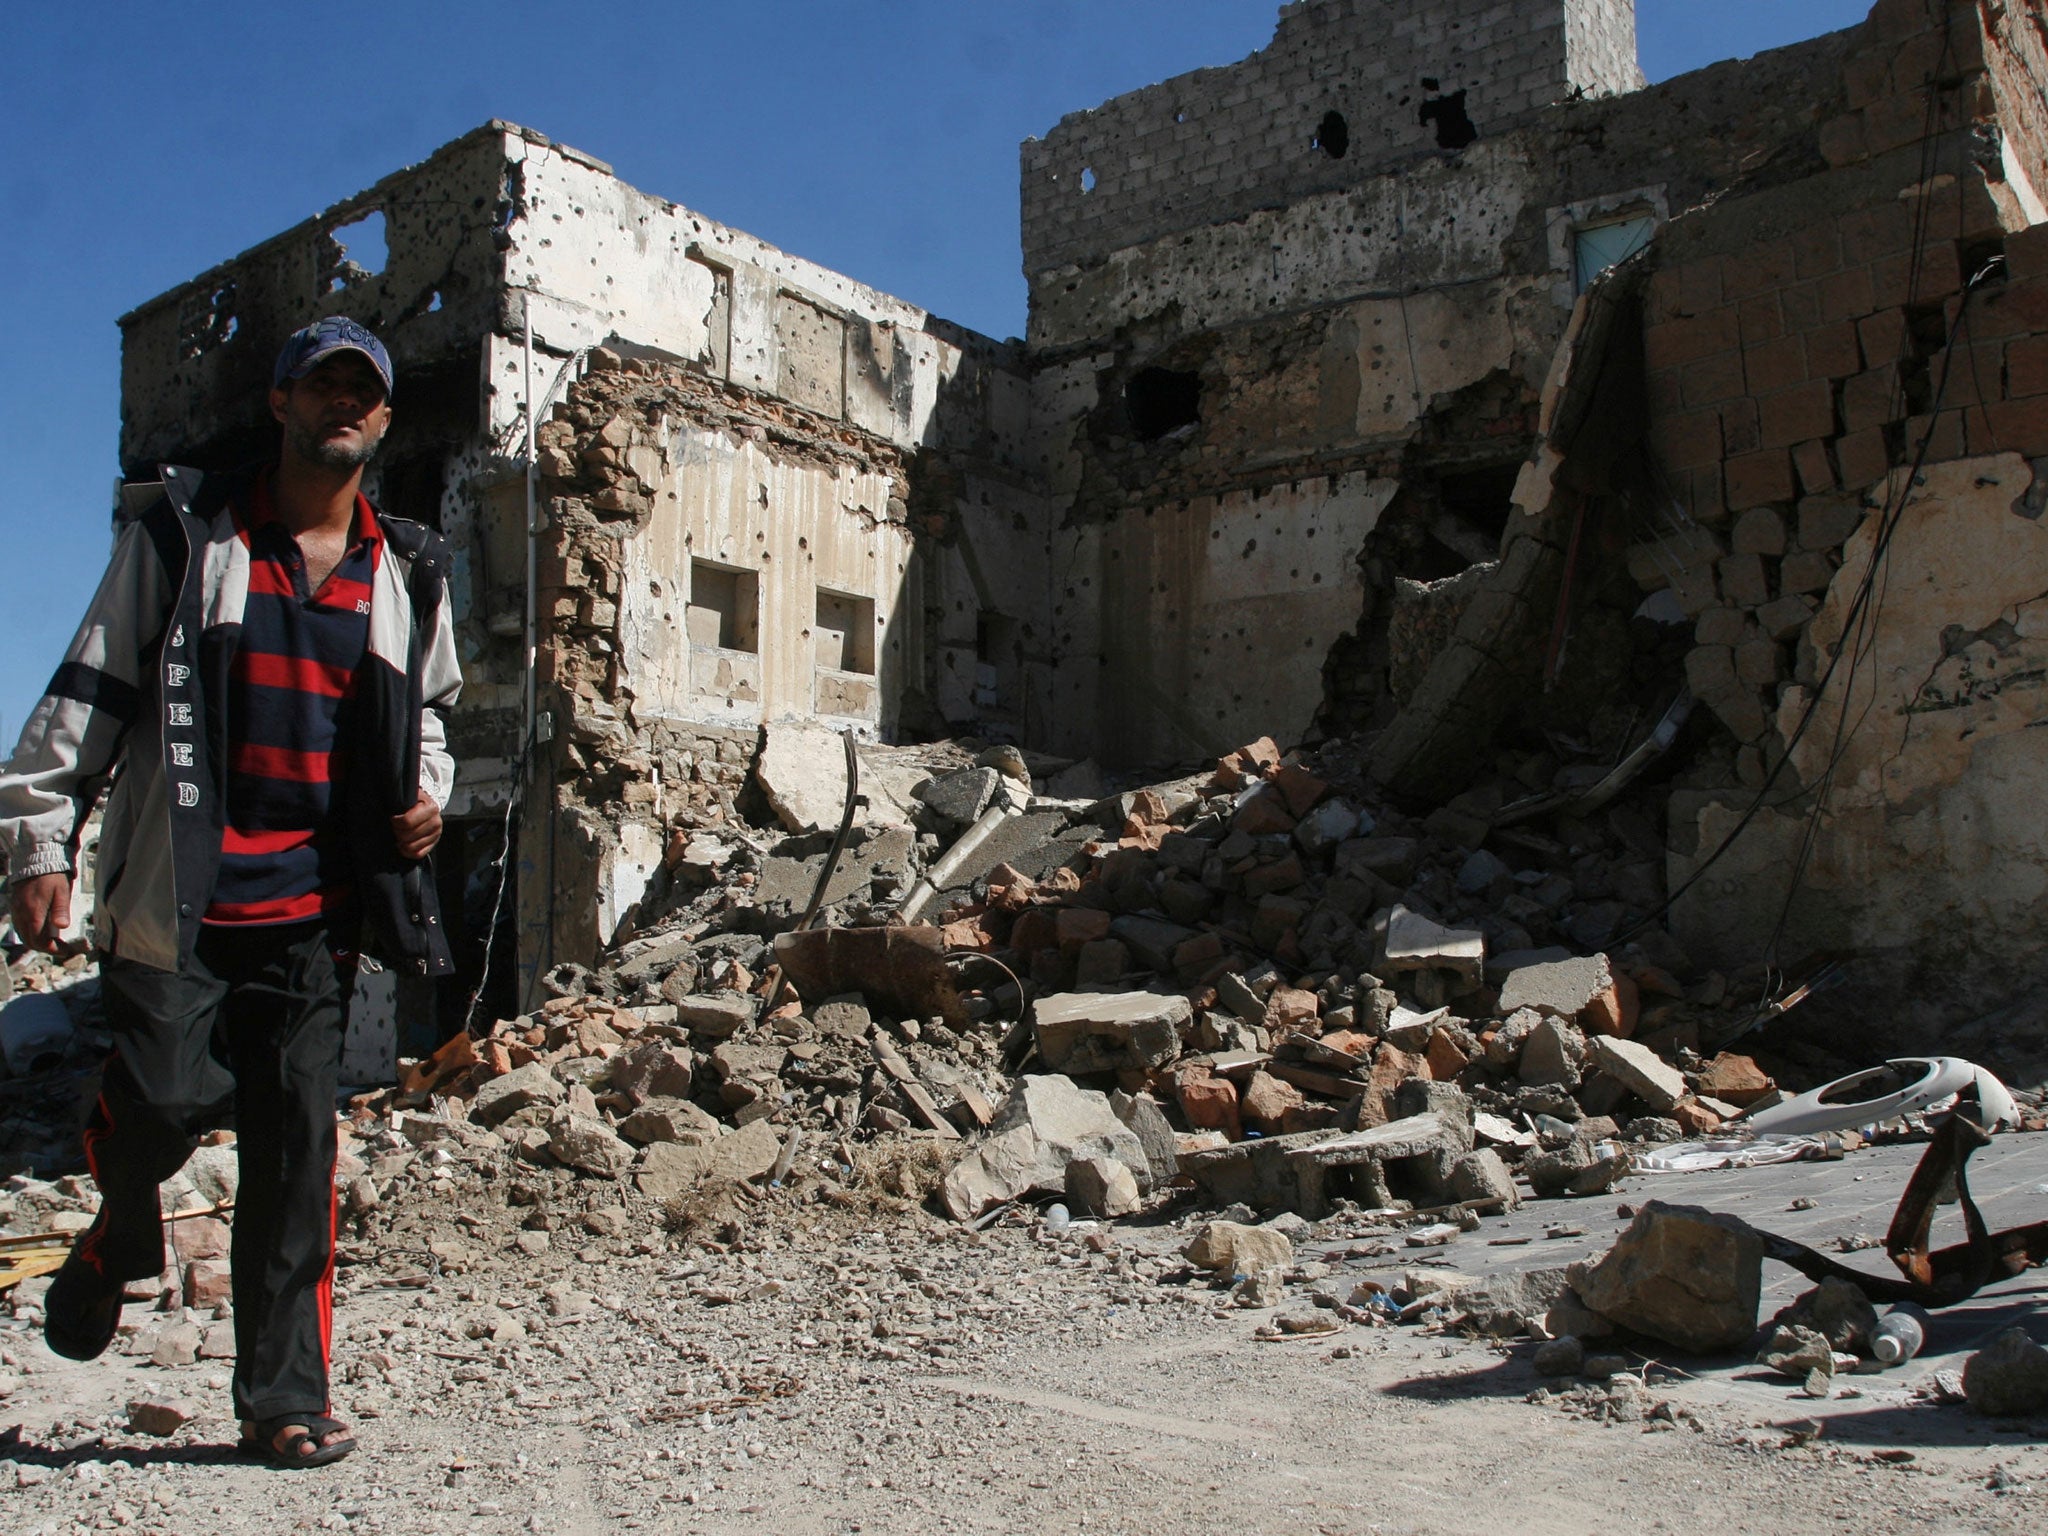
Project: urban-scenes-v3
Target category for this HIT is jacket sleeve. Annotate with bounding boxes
[416,576,462,810]
[0,518,173,880]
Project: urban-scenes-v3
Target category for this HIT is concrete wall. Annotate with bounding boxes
[1020,0,1645,277]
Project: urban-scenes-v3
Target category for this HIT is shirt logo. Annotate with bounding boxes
[167,703,193,726]
[175,782,199,808]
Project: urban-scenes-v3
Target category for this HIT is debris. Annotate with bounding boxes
[1032,991,1190,1075]
[939,1076,1148,1220]
[1963,1328,2048,1417]
[1745,1058,2013,1137]
[1064,1156,1142,1219]
[1182,1221,1293,1277]
[1570,1201,1765,1353]
[1773,1278,1877,1354]
[126,1398,198,1437]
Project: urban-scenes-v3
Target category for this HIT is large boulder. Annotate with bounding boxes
[1033,991,1189,1075]
[1571,1201,1764,1353]
[939,1075,1148,1220]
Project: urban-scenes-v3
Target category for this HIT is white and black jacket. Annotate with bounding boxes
[0,464,462,977]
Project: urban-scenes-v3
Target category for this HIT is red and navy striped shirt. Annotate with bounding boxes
[204,474,381,927]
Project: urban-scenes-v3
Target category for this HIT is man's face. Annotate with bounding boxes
[270,351,392,470]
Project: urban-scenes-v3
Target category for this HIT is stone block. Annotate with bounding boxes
[1379,905,1484,987]
[1033,990,1190,1075]
[1571,1201,1764,1353]
[470,1063,565,1127]
[548,1115,636,1178]
[1730,505,1787,557]
[1110,1089,1180,1187]
[1588,1036,1686,1112]
[916,766,1002,827]
[1065,1155,1143,1218]
[1964,1327,2048,1416]
[1182,1220,1292,1276]
[672,991,758,1039]
[636,1119,782,1200]
[1496,954,1612,1019]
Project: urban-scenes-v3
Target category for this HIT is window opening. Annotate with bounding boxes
[1126,366,1201,441]
[687,561,760,653]
[1573,213,1655,293]
[814,588,876,675]
[1315,110,1349,160]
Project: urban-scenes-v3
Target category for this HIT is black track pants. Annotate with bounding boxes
[80,922,352,1422]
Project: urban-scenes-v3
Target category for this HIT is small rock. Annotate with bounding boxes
[547,1116,635,1178]
[126,1398,198,1437]
[1964,1328,2048,1416]
[150,1322,203,1368]
[1533,1336,1584,1377]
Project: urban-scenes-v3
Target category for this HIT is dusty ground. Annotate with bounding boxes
[4,1135,2047,1536]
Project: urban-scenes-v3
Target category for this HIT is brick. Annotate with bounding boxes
[1819,266,1876,324]
[1735,638,1783,689]
[1694,605,1752,647]
[1758,380,1837,450]
[1842,365,1903,434]
[1779,280,1822,331]
[1818,113,1866,169]
[1730,505,1788,557]
[1838,202,1915,262]
[1646,366,1687,414]
[1743,335,1806,394]
[1648,408,1724,470]
[1904,408,1968,463]
[1804,320,1863,380]
[1797,495,1868,551]
[1984,275,2048,334]
[1737,295,1784,348]
[1790,222,1843,283]
[1645,268,1687,325]
[2007,223,2048,284]
[1864,91,1932,157]
[1857,308,1910,366]
[1681,349,1748,408]
[1940,338,2009,408]
[1836,425,1896,490]
[1871,243,1960,307]
[1791,438,1837,495]
[1984,395,2048,456]
[1721,248,1797,303]
[1674,259,1724,316]
[1684,465,1727,526]
[1780,550,1838,594]
[1718,552,1771,607]
[1723,449,1796,511]
[1719,397,1761,457]
[1842,51,1892,111]
[1645,308,1739,370]
[2006,334,2048,399]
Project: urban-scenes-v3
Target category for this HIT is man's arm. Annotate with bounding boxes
[389,553,463,861]
[2,517,173,946]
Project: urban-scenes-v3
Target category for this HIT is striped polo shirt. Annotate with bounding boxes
[203,473,381,927]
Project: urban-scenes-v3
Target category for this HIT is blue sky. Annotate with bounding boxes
[0,0,1874,740]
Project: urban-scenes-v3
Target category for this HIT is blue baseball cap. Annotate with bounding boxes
[272,316,394,397]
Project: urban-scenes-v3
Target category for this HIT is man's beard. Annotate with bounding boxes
[289,418,384,469]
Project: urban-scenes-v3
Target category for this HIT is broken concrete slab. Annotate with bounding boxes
[939,1075,1148,1220]
[1587,1035,1686,1113]
[670,991,758,1040]
[1570,1201,1764,1353]
[1179,1128,1340,1215]
[915,766,1002,827]
[1495,953,1612,1020]
[756,721,855,834]
[1379,905,1485,987]
[1032,990,1190,1076]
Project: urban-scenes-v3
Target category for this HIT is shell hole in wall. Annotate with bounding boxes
[326,209,388,291]
[1079,166,1097,193]
[177,282,239,359]
[1314,110,1350,160]
[1125,366,1201,441]
[1418,88,1478,151]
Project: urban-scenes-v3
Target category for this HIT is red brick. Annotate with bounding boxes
[1984,395,2048,455]
[1681,349,1748,408]
[1743,334,1806,394]
[1818,113,1867,168]
[1722,247,1797,302]
[1819,266,1876,324]
[1792,438,1837,494]
[1836,425,1896,491]
[1804,320,1864,380]
[2007,334,2048,399]
[1842,365,1904,433]
[1724,449,1796,509]
[1857,307,1910,366]
[1737,295,1784,347]
[1719,397,1762,457]
[2007,223,2048,284]
[1758,380,1838,450]
[1791,222,1844,282]
[1648,408,1724,470]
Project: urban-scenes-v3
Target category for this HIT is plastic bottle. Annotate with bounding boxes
[1041,1203,1070,1233]
[1871,1303,1929,1366]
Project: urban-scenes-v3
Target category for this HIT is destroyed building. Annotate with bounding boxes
[106,0,2048,1057]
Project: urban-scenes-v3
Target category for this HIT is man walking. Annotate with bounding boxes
[1,317,461,1467]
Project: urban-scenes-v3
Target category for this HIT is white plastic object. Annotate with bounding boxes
[0,991,73,1077]
[1742,1057,1987,1137]
[1872,1304,1928,1366]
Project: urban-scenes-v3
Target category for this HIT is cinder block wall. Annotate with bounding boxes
[1020,0,1644,277]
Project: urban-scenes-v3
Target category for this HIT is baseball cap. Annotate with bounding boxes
[272,316,394,397]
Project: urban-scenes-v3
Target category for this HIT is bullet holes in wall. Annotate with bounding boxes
[1125,366,1202,441]
[1315,110,1350,160]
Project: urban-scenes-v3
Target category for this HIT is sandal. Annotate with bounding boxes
[240,1414,357,1469]
[43,1253,125,1362]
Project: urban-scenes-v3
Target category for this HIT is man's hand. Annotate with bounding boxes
[392,792,444,861]
[8,873,74,952]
